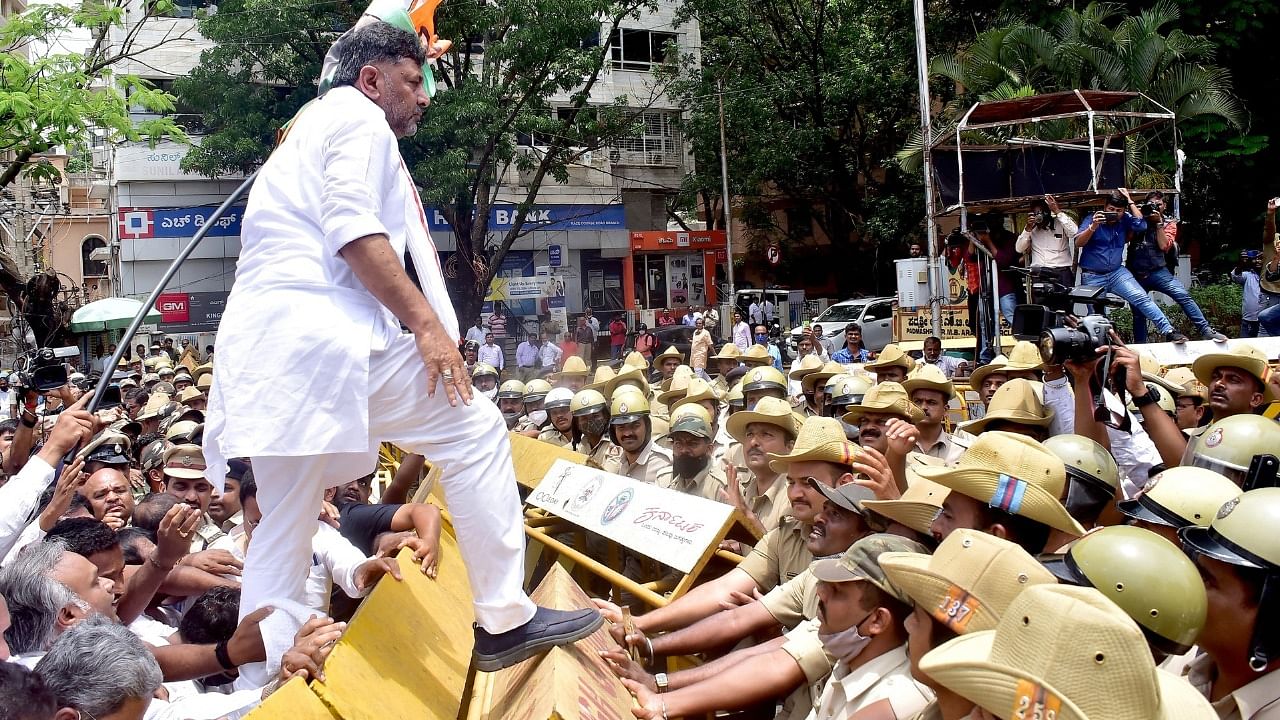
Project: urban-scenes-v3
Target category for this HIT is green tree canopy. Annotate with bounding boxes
[179,0,676,325]
[0,0,187,190]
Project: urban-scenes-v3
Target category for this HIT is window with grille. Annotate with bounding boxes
[82,236,108,278]
[608,28,677,71]
[610,111,677,166]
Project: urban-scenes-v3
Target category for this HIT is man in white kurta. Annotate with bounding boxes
[203,20,598,678]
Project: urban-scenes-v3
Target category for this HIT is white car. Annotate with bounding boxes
[789,297,895,354]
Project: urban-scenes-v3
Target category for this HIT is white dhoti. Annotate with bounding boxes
[203,85,539,688]
[238,335,536,686]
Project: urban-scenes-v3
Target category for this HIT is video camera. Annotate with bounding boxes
[1010,282,1125,365]
[15,346,79,393]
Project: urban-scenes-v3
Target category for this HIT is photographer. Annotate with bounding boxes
[1075,189,1186,343]
[1259,198,1280,336]
[1125,191,1226,343]
[968,217,1021,328]
[1015,194,1078,293]
[1231,249,1263,337]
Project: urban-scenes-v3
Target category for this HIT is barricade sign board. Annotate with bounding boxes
[528,459,748,574]
[510,432,588,490]
[478,564,633,720]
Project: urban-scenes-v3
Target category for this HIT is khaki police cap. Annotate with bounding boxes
[881,528,1057,635]
[919,584,1216,720]
[915,431,1084,536]
[841,381,925,426]
[767,416,860,474]
[178,386,205,404]
[162,443,207,479]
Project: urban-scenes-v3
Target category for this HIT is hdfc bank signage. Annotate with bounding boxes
[156,293,190,323]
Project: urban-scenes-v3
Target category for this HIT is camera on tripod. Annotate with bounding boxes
[1011,284,1124,364]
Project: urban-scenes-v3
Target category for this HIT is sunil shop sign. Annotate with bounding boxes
[427,204,625,232]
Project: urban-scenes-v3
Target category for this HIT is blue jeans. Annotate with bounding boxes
[1139,268,1211,338]
[999,293,1018,328]
[1260,290,1280,337]
[1081,267,1174,337]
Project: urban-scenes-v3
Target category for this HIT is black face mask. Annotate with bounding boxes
[673,453,709,478]
[583,416,609,438]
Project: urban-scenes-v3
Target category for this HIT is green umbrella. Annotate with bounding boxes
[70,297,162,333]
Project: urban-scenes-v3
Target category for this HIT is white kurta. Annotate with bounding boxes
[204,86,457,486]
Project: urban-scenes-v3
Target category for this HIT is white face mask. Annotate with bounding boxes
[527,410,548,426]
[818,611,873,662]
[483,387,498,401]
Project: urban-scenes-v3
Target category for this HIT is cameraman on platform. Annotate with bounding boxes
[1126,191,1227,343]
[1075,189,1187,343]
[1016,194,1077,308]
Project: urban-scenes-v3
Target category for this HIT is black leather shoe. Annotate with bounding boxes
[472,606,603,672]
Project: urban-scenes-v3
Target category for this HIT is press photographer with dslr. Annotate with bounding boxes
[1075,189,1187,343]
[1016,194,1078,294]
[1125,191,1226,343]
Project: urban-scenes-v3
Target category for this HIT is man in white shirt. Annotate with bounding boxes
[0,374,14,422]
[537,333,564,371]
[477,332,504,370]
[762,297,775,324]
[202,21,599,675]
[749,298,763,326]
[1015,194,1078,291]
[464,319,486,346]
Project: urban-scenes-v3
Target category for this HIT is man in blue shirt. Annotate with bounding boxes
[1075,189,1186,343]
[831,322,871,363]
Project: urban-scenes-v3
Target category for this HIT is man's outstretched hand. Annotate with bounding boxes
[416,324,472,407]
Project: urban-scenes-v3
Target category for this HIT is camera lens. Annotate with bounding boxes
[1040,327,1092,364]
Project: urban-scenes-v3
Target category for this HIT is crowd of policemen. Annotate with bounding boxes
[475,335,1280,720]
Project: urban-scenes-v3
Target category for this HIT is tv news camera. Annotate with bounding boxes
[10,347,122,411]
[1010,274,1133,429]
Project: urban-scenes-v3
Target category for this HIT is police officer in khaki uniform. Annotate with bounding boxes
[653,345,684,383]
[1182,488,1280,719]
[162,443,225,551]
[611,419,841,643]
[881,530,1066,720]
[657,404,727,501]
[537,387,576,448]
[902,365,963,464]
[496,379,526,430]
[514,378,552,436]
[722,395,800,535]
[606,388,671,484]
[570,388,616,470]
[554,354,590,393]
[865,344,915,384]
[804,534,934,720]
[670,377,730,464]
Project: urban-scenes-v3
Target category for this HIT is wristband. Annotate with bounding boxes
[1132,388,1158,409]
[214,639,236,670]
[19,414,36,428]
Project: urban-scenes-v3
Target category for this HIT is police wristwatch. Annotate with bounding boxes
[654,672,669,692]
[1132,387,1158,409]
